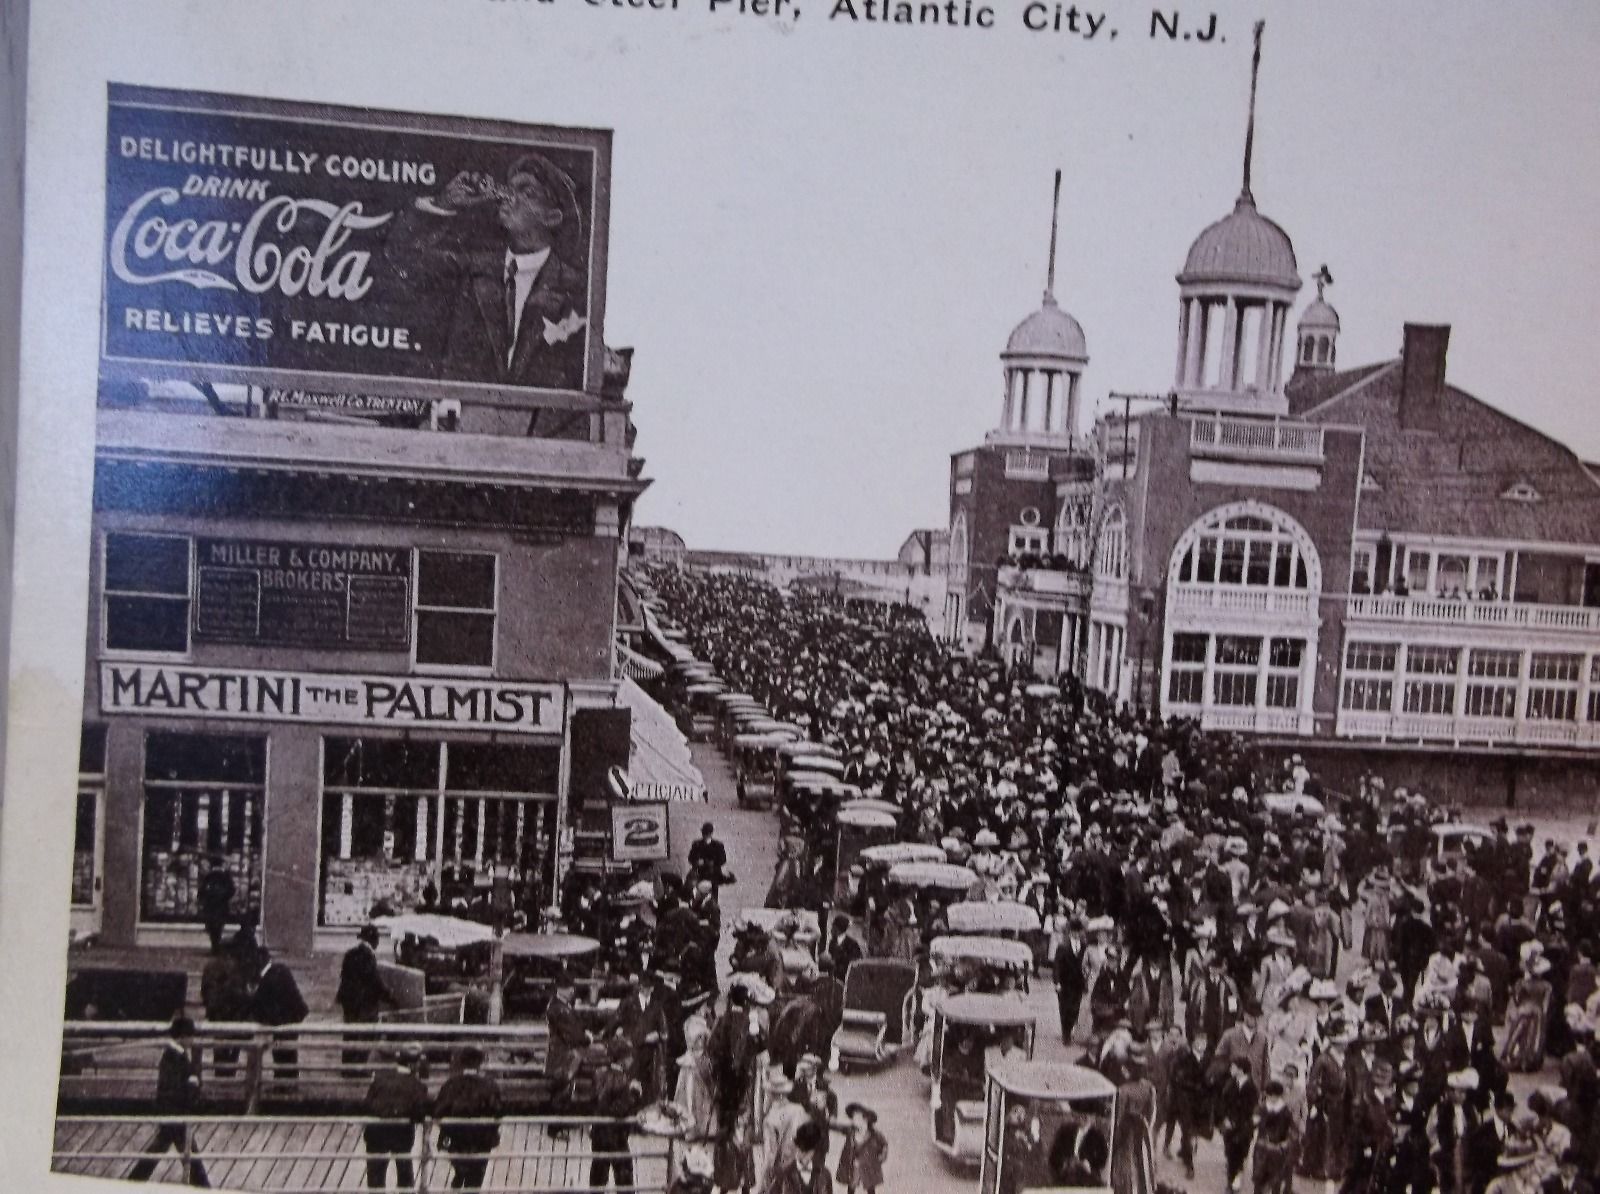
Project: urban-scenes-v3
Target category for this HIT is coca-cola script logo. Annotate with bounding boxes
[109,187,393,299]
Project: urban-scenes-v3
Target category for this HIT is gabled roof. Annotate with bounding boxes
[1284,361,1391,417]
[1298,360,1600,542]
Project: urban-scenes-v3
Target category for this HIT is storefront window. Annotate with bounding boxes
[1464,649,1520,719]
[1527,652,1582,721]
[1402,645,1459,716]
[414,550,497,669]
[104,532,191,653]
[1212,635,1260,707]
[1341,641,1399,713]
[318,737,559,928]
[139,732,266,925]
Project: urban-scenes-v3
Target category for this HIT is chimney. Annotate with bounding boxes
[1398,323,1449,431]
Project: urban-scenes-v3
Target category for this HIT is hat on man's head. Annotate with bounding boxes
[358,924,381,945]
[504,152,585,247]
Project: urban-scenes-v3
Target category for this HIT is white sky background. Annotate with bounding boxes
[27,0,1600,564]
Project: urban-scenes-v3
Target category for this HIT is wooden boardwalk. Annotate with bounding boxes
[53,1116,672,1192]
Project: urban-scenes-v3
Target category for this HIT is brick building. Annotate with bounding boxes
[948,43,1600,804]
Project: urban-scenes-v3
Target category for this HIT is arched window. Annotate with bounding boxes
[1170,503,1322,594]
[1096,506,1127,580]
[1316,336,1330,364]
[1054,496,1094,567]
[948,512,969,571]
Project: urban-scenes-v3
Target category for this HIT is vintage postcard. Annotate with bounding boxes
[3,2,1599,1192]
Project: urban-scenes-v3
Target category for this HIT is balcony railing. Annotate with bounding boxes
[997,565,1091,599]
[1337,710,1600,749]
[1003,448,1054,480]
[1188,416,1324,462]
[1346,595,1600,634]
[1167,704,1312,736]
[1170,584,1315,619]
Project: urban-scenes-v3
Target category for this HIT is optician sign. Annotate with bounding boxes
[101,84,611,402]
[100,663,563,734]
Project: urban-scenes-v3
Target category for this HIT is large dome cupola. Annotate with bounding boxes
[1172,21,1302,417]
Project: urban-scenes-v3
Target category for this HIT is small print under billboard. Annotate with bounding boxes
[102,84,610,401]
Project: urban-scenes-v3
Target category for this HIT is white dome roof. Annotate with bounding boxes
[1299,297,1340,332]
[1004,294,1087,362]
[1178,194,1300,291]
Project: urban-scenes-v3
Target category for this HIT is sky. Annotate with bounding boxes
[29,0,1600,560]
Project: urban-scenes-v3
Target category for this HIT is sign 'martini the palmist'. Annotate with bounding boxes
[100,663,563,733]
[101,84,611,401]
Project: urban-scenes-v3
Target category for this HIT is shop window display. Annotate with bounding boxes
[139,732,266,925]
[318,737,559,928]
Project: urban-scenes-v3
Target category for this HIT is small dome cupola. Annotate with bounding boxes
[1172,21,1303,417]
[995,170,1088,445]
[1295,265,1340,373]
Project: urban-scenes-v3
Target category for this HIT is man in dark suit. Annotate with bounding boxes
[605,969,669,1099]
[544,974,593,1099]
[197,856,236,955]
[433,1046,502,1192]
[688,823,730,888]
[1052,921,1087,1042]
[1364,969,1403,1036]
[363,1046,428,1191]
[251,948,309,1086]
[588,1041,645,1192]
[337,924,397,1076]
[388,155,590,396]
[128,1016,211,1186]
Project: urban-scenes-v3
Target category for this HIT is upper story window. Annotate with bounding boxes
[104,533,193,654]
[1055,497,1094,568]
[1096,507,1127,580]
[1172,507,1316,592]
[413,550,498,670]
[1009,527,1049,556]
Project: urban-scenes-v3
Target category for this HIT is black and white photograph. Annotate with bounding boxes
[3,2,1600,1193]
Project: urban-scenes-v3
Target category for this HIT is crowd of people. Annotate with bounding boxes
[640,566,1600,1194]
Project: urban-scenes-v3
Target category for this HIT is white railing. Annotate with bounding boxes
[1167,705,1312,736]
[1003,449,1053,480]
[1170,584,1315,619]
[1336,710,1600,748]
[1188,416,1324,461]
[1346,595,1600,634]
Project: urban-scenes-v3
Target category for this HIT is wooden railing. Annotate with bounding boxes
[53,1112,675,1194]
[59,1020,553,1114]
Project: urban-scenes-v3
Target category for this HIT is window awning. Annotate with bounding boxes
[617,677,707,802]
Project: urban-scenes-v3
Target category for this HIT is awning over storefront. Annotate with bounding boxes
[618,677,707,802]
[617,641,664,681]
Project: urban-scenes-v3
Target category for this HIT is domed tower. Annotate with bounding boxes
[991,170,1088,447]
[1172,22,1302,417]
[1295,265,1341,373]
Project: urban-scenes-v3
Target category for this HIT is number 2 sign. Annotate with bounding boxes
[611,803,670,862]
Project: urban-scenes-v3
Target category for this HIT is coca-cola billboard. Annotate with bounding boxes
[101,85,610,402]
